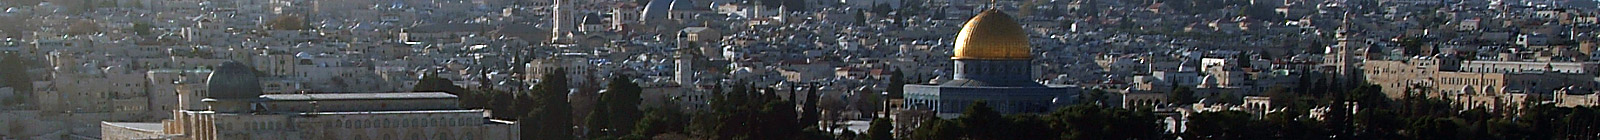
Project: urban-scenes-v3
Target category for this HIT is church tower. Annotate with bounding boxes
[552,0,576,43]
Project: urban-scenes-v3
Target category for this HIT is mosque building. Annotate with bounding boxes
[901,9,1082,118]
[102,62,518,140]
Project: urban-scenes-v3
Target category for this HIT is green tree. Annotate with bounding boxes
[868,118,893,140]
[128,22,153,35]
[1354,109,1401,139]
[751,88,802,140]
[691,83,804,140]
[598,74,644,136]
[1184,110,1256,139]
[1050,104,1164,139]
[1080,89,1110,106]
[1003,114,1057,140]
[1398,37,1426,56]
[1235,52,1252,68]
[412,73,467,95]
[855,9,868,25]
[483,89,518,120]
[872,3,892,15]
[779,0,807,11]
[1243,4,1281,21]
[586,103,612,138]
[957,101,1007,139]
[66,20,99,35]
[522,69,573,140]
[266,15,310,30]
[0,52,30,97]
[1349,84,1391,109]
[1261,110,1324,139]
[691,83,805,140]
[908,118,960,140]
[1402,117,1461,139]
[1053,105,1109,140]
[887,69,905,99]
[856,87,883,118]
[1264,87,1300,109]
[801,85,821,128]
[633,106,687,137]
[6,119,23,137]
[1170,87,1197,105]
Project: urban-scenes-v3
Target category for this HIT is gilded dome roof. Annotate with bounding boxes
[953,9,1030,60]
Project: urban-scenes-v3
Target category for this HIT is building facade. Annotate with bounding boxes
[1364,55,1598,110]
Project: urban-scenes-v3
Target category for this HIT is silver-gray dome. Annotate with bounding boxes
[206,61,262,99]
[668,0,696,11]
[641,0,672,22]
[582,13,605,25]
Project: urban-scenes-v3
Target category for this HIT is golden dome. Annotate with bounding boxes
[953,9,1030,60]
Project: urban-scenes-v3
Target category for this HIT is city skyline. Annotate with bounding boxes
[0,0,1597,139]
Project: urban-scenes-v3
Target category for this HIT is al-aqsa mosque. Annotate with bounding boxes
[102,62,519,140]
[902,9,1081,118]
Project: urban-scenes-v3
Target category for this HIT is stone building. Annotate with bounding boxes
[1363,55,1598,110]
[102,62,518,140]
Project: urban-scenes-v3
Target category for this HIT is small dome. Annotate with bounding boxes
[206,61,262,100]
[295,52,313,59]
[732,68,751,75]
[952,9,1031,60]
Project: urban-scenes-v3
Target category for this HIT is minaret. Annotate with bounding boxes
[675,34,699,85]
[552,0,576,43]
[675,48,696,85]
[1333,13,1365,88]
[1335,26,1356,77]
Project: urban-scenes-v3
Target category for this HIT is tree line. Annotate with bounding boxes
[420,68,1598,139]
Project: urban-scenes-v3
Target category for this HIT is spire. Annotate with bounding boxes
[991,0,1001,9]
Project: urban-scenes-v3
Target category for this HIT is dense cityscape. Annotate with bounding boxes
[0,0,1597,139]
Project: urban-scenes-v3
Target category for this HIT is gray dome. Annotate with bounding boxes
[641,0,672,22]
[669,0,696,11]
[582,13,605,25]
[206,61,262,99]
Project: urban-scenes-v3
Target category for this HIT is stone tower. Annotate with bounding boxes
[552,0,576,43]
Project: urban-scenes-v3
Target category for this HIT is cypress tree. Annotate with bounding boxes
[522,69,572,140]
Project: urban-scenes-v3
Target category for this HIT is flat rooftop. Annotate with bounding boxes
[103,122,164,132]
[261,92,456,101]
[296,109,483,115]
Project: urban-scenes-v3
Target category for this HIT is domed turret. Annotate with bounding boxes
[206,61,262,100]
[952,9,1031,60]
